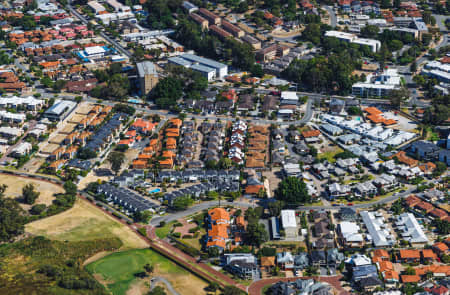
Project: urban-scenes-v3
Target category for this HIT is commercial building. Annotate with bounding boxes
[421,61,450,83]
[325,30,381,53]
[137,61,159,95]
[281,210,297,239]
[352,69,401,97]
[87,1,106,14]
[43,100,77,121]
[168,54,228,80]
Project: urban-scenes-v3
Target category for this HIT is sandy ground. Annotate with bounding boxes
[0,174,64,208]
[68,114,87,124]
[20,157,45,173]
[383,111,418,132]
[263,169,282,197]
[39,143,60,155]
[48,134,66,145]
[75,103,94,115]
[26,198,148,250]
[60,123,77,134]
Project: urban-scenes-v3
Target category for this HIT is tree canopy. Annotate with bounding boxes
[22,184,40,205]
[0,184,26,242]
[274,177,311,205]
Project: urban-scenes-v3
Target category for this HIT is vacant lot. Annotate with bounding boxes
[26,198,147,250]
[86,248,208,295]
[0,174,64,207]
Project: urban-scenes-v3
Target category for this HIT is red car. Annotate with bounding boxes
[348,203,354,206]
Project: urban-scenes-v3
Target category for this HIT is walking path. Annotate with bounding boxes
[150,277,180,295]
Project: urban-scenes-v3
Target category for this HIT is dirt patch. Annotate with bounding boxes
[127,279,149,295]
[93,273,115,286]
[83,251,111,266]
[60,123,77,134]
[0,174,64,208]
[173,219,196,236]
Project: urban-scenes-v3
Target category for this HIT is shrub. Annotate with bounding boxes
[172,232,181,238]
[137,227,147,237]
[182,234,193,239]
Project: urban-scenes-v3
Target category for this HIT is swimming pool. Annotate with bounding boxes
[355,117,361,121]
[149,188,161,194]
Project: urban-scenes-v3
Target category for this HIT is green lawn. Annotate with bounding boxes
[317,147,344,163]
[155,221,175,239]
[86,249,187,295]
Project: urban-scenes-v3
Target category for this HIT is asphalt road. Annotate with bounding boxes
[150,200,255,226]
[323,6,337,28]
[150,186,414,225]
[84,96,315,126]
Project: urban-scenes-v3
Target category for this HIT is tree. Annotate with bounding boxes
[108,152,125,175]
[22,183,40,205]
[147,286,166,295]
[361,25,379,38]
[410,61,417,73]
[30,204,46,215]
[268,200,284,217]
[63,181,77,196]
[208,246,220,257]
[275,177,311,205]
[389,87,409,109]
[144,263,154,274]
[0,185,26,242]
[52,80,67,92]
[404,267,416,275]
[218,157,233,169]
[246,222,268,246]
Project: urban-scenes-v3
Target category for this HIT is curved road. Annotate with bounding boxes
[150,277,180,295]
[150,200,255,226]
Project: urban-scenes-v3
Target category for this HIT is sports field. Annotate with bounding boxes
[86,248,208,295]
[26,198,147,250]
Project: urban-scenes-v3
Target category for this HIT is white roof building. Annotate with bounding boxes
[395,213,428,244]
[280,91,298,101]
[281,210,297,229]
[11,142,32,157]
[339,221,364,243]
[360,211,395,247]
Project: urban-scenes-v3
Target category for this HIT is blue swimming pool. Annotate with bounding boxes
[149,188,161,194]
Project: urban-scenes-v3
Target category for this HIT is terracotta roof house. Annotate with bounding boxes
[421,249,438,262]
[397,249,421,263]
[302,130,321,138]
[401,275,421,283]
[260,256,276,271]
